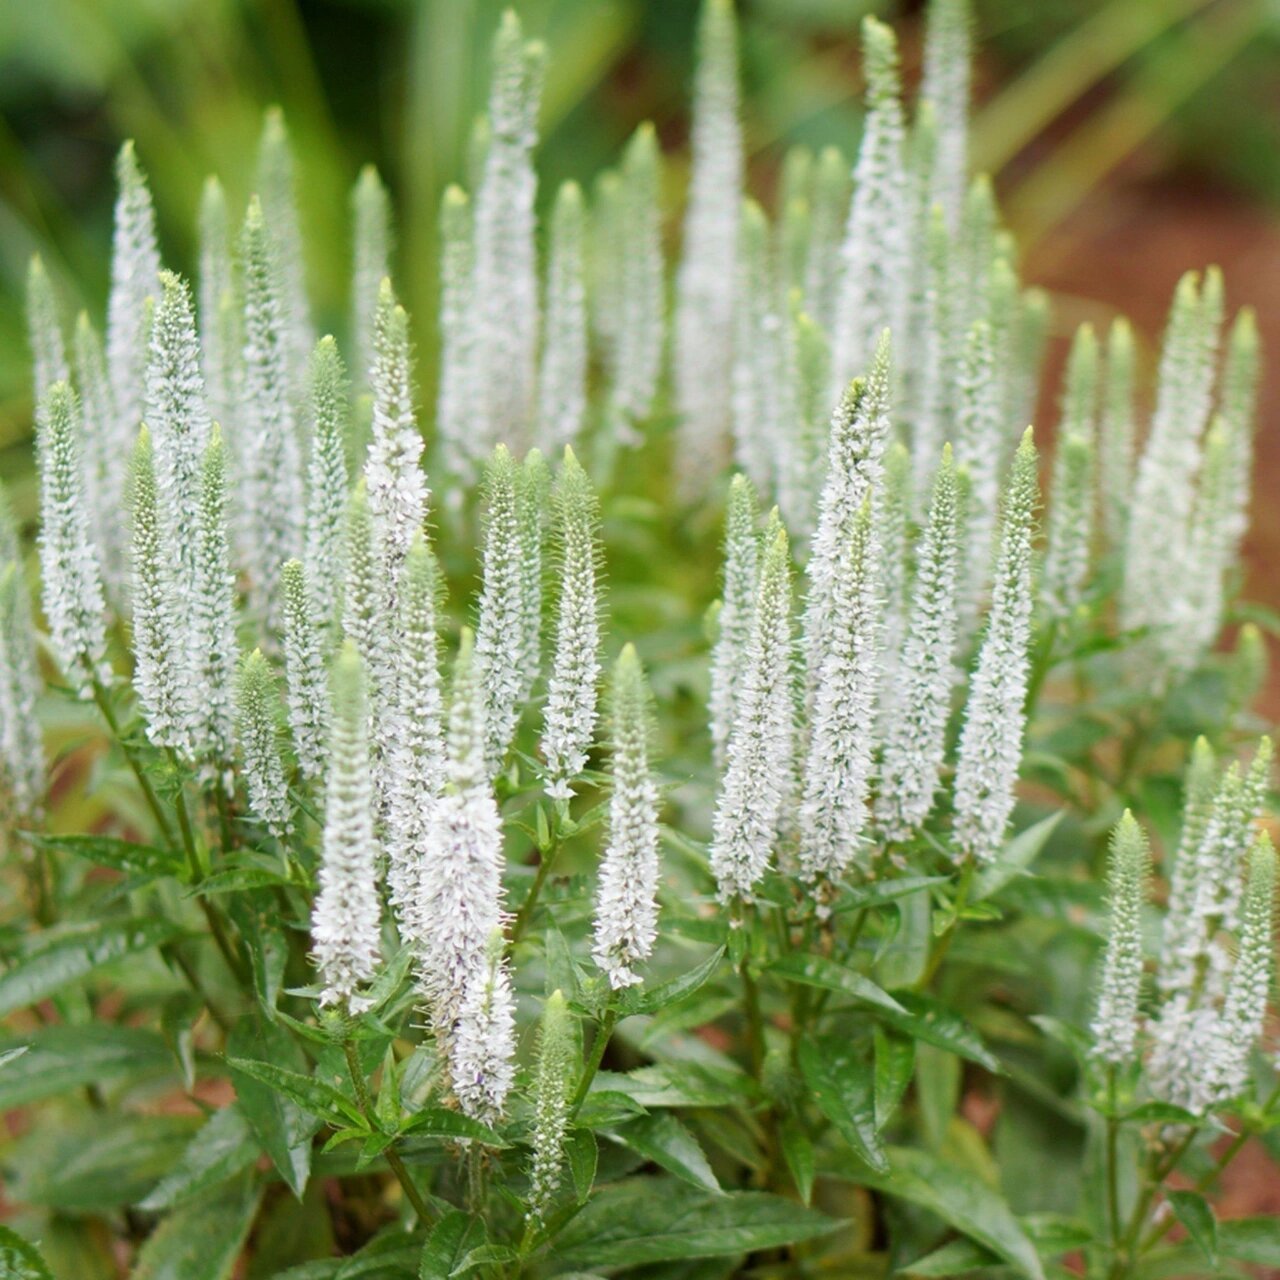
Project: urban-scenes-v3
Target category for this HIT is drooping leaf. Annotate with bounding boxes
[971,812,1063,902]
[768,953,904,1014]
[138,1105,259,1211]
[26,831,185,880]
[797,1038,888,1174]
[615,946,726,1017]
[778,1115,815,1204]
[0,1025,172,1109]
[873,1026,915,1131]
[873,992,1002,1072]
[397,1107,504,1146]
[131,1173,260,1280]
[226,1056,366,1128]
[1168,1190,1217,1266]
[419,1211,484,1280]
[608,1112,721,1192]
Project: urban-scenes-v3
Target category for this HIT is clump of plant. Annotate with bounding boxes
[2,1,1277,1277]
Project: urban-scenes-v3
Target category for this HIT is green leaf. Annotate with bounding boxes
[596,1061,757,1108]
[550,1180,838,1268]
[397,1107,504,1146]
[767,953,904,1014]
[778,1115,814,1204]
[903,1237,997,1275]
[419,1211,483,1280]
[0,1227,54,1280]
[574,1089,648,1129]
[0,919,180,1016]
[835,1145,1045,1280]
[873,1027,915,1131]
[1219,1216,1280,1266]
[565,1129,598,1203]
[0,1025,172,1109]
[615,946,725,1017]
[227,1018,317,1198]
[1120,1101,1200,1126]
[334,1231,422,1277]
[874,992,1001,1072]
[26,831,184,880]
[797,1038,888,1174]
[0,1045,27,1069]
[1167,1190,1217,1266]
[972,813,1063,902]
[830,875,950,914]
[226,1056,366,1128]
[138,1105,259,1211]
[449,1244,517,1275]
[609,1112,720,1192]
[131,1173,260,1280]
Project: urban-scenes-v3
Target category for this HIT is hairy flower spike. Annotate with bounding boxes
[436,186,478,485]
[1042,432,1094,619]
[778,303,832,537]
[1218,307,1260,563]
[517,449,549,700]
[526,990,576,1220]
[953,428,1038,865]
[473,10,545,450]
[235,649,293,843]
[710,513,794,903]
[281,559,330,782]
[804,146,849,336]
[541,449,603,800]
[675,0,744,486]
[452,931,517,1123]
[36,383,108,696]
[875,441,912,720]
[350,166,393,389]
[73,312,124,593]
[798,497,880,883]
[1098,317,1136,550]
[537,183,589,453]
[304,337,351,626]
[709,474,759,772]
[921,0,971,229]
[198,177,240,439]
[594,644,661,987]
[1091,811,1150,1066]
[26,256,68,402]
[832,17,908,392]
[955,319,1003,626]
[876,445,964,839]
[312,640,381,1012]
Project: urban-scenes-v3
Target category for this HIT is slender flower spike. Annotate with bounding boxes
[312,641,381,1013]
[436,186,478,485]
[516,449,549,700]
[541,448,603,800]
[472,10,545,449]
[189,427,238,767]
[921,0,971,229]
[805,145,850,335]
[304,337,351,627]
[953,428,1038,865]
[875,441,912,720]
[1091,811,1150,1067]
[452,931,517,1123]
[366,278,428,587]
[710,513,795,903]
[1219,307,1260,562]
[74,312,124,593]
[106,142,162,458]
[281,559,330,783]
[831,17,908,392]
[537,182,589,453]
[475,446,526,776]
[350,165,393,389]
[0,486,45,821]
[1041,432,1094,619]
[1099,317,1136,550]
[526,990,576,1221]
[709,474,759,772]
[36,383,108,696]
[955,318,1003,624]
[235,649,293,844]
[198,177,239,436]
[240,196,305,626]
[674,0,744,485]
[798,497,880,884]
[876,445,964,839]
[594,645,661,988]
[26,256,68,402]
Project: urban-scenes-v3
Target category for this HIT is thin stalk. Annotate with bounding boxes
[568,1003,619,1119]
[511,807,563,944]
[90,678,178,847]
[1106,1066,1121,1255]
[917,861,975,990]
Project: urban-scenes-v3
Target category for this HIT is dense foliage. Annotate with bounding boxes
[2,2,1278,1277]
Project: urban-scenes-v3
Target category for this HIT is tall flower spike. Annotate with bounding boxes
[366,277,428,588]
[304,337,351,627]
[537,182,589,453]
[473,10,545,449]
[1042,433,1094,620]
[281,559,330,783]
[709,474,759,772]
[778,303,832,538]
[526,990,576,1221]
[198,177,239,436]
[36,383,108,696]
[876,445,965,840]
[710,512,794,903]
[517,449,549,700]
[106,142,162,463]
[805,146,850,335]
[541,449,603,801]
[255,108,312,388]
[73,312,124,594]
[312,640,381,1012]
[385,530,446,919]
[1012,285,1051,433]
[350,166,393,390]
[832,17,908,393]
[594,644,661,987]
[1090,811,1150,1067]
[674,0,744,486]
[912,204,954,507]
[804,335,892,702]
[591,169,624,367]
[798,497,880,884]
[1218,307,1260,562]
[608,124,664,437]
[235,649,293,843]
[416,630,507,1048]
[953,428,1038,865]
[875,441,912,722]
[1098,317,1136,550]
[921,0,971,229]
[475,446,525,777]
[452,931,517,1123]
[954,318,1002,628]
[436,186,478,487]
[240,196,305,627]
[189,427,238,768]
[26,256,68,402]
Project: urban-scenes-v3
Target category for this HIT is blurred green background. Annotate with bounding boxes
[4,0,1280,471]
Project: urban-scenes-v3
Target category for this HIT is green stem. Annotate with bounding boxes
[1105,1067,1121,1256]
[917,861,974,990]
[511,808,563,944]
[343,1037,434,1226]
[569,1004,618,1119]
[91,679,178,847]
